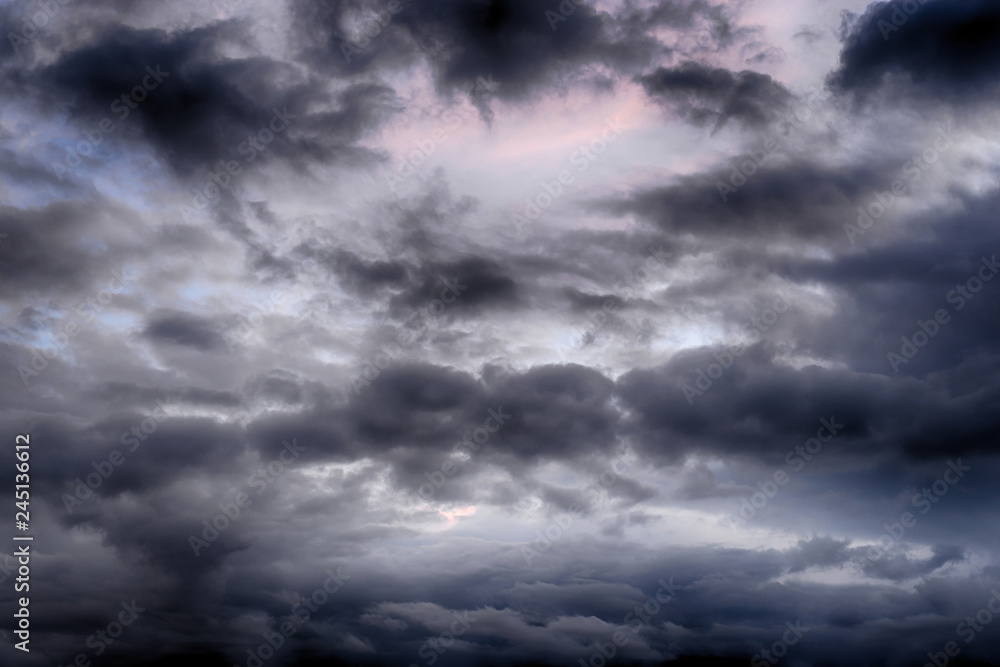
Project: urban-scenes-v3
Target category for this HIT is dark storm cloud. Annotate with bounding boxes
[242,362,488,468]
[508,227,681,317]
[348,363,482,448]
[34,23,298,174]
[5,1,1000,666]
[787,536,851,572]
[617,337,1000,466]
[241,370,309,407]
[5,367,1000,667]
[829,0,1000,101]
[741,42,785,66]
[0,201,120,297]
[618,345,856,464]
[645,0,728,29]
[600,158,888,240]
[244,362,620,490]
[862,543,966,581]
[16,407,245,504]
[33,544,994,667]
[388,255,520,315]
[311,248,409,295]
[674,461,747,500]
[252,189,1000,475]
[292,0,733,101]
[292,81,403,166]
[562,287,624,313]
[712,189,1000,416]
[295,190,680,336]
[637,61,792,131]
[142,309,228,351]
[482,362,618,461]
[14,22,398,180]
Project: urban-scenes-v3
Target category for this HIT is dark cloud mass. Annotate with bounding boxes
[292,0,732,99]
[829,0,1000,100]
[637,61,792,130]
[2,0,1000,666]
[142,310,228,351]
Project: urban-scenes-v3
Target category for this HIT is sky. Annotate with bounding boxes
[1,0,1000,666]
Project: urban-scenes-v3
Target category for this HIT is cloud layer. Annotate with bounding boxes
[2,0,1000,665]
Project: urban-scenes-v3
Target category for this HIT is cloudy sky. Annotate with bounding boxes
[2,0,1000,665]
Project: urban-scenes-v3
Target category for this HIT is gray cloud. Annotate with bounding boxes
[3,1,1000,666]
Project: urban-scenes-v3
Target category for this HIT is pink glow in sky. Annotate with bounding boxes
[437,506,477,527]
